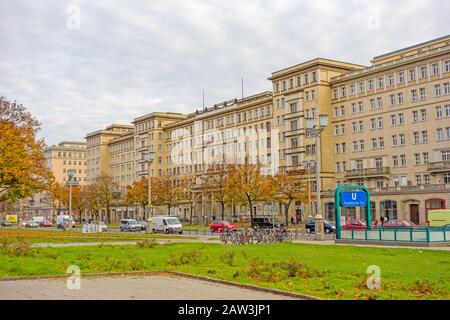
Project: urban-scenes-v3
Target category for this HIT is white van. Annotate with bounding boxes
[152,216,183,234]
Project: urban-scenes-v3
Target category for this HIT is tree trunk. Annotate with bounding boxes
[221,202,225,220]
[167,204,171,215]
[189,203,193,225]
[284,201,292,226]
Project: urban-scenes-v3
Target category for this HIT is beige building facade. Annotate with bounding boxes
[84,35,450,224]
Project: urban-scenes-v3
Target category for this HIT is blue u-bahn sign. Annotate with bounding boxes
[341,192,367,207]
[334,186,371,239]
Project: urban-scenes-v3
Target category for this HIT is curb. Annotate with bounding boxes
[0,270,320,300]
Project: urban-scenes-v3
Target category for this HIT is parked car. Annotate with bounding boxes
[0,220,12,227]
[95,221,108,232]
[210,220,237,233]
[251,216,286,229]
[342,219,367,230]
[136,219,148,231]
[40,220,52,227]
[25,220,39,228]
[120,219,141,232]
[305,219,336,234]
[152,216,183,234]
[382,219,417,228]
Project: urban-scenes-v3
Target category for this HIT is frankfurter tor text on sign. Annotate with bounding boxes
[341,192,367,207]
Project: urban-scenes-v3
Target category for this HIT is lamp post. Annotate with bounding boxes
[302,160,315,219]
[67,169,77,217]
[305,114,328,240]
[144,152,155,219]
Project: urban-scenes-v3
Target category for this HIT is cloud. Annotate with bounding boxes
[0,0,448,145]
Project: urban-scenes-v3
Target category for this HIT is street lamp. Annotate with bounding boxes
[144,151,155,221]
[302,160,316,219]
[305,114,328,240]
[67,169,77,217]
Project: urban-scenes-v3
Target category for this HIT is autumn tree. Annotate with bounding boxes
[126,177,149,219]
[152,175,183,215]
[264,171,308,226]
[179,174,200,224]
[92,174,119,223]
[203,164,231,220]
[85,184,101,221]
[226,164,267,221]
[0,97,51,202]
[46,179,68,220]
[71,185,89,223]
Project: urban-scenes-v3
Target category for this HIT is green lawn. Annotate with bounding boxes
[0,228,196,243]
[0,239,448,300]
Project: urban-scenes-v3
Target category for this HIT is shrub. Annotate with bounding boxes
[278,261,328,279]
[220,251,236,267]
[129,256,145,271]
[410,280,443,296]
[137,239,157,249]
[0,239,36,257]
[168,250,201,265]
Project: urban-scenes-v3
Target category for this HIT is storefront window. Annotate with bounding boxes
[380,200,397,220]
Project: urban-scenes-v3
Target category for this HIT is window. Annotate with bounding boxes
[290,103,297,113]
[414,153,421,165]
[413,132,420,144]
[398,72,405,84]
[392,135,398,146]
[435,84,442,96]
[388,74,394,86]
[368,80,374,90]
[399,133,405,145]
[437,128,444,141]
[378,77,384,88]
[420,66,427,78]
[350,84,355,95]
[412,110,419,122]
[445,60,450,72]
[411,89,418,101]
[422,130,428,143]
[392,155,399,167]
[420,108,427,121]
[432,63,440,76]
[442,150,450,162]
[398,92,404,104]
[377,97,383,108]
[375,157,383,168]
[436,106,443,118]
[333,89,338,99]
[423,152,429,164]
[419,88,426,100]
[359,82,365,93]
[390,94,396,106]
[400,154,406,166]
[444,83,449,95]
[409,69,416,81]
[380,200,397,220]
[415,175,422,185]
[444,173,450,185]
[425,199,446,218]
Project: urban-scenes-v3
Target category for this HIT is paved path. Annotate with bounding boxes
[0,275,296,300]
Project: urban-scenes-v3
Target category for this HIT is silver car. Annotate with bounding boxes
[120,219,141,232]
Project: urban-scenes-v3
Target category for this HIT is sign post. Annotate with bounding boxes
[334,186,371,239]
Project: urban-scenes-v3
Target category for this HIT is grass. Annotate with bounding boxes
[0,237,448,300]
[0,228,196,243]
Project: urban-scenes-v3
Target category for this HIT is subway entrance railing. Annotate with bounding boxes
[340,227,450,243]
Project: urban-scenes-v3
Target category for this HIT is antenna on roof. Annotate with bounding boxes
[241,77,244,100]
[202,90,205,109]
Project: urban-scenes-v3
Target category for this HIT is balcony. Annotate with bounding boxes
[284,146,305,155]
[283,110,303,120]
[427,161,450,173]
[345,167,391,179]
[284,128,304,137]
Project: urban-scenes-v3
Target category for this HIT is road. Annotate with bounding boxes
[0,275,297,300]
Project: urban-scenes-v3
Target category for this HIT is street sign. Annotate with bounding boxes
[341,191,367,207]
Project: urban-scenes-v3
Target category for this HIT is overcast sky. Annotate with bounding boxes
[0,0,448,145]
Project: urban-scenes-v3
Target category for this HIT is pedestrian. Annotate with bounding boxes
[290,216,295,225]
[380,216,385,226]
[212,214,216,222]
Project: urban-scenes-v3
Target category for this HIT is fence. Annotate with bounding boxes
[340,227,450,243]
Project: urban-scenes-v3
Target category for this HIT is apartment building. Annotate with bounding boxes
[44,141,87,185]
[85,124,134,184]
[324,35,450,225]
[11,141,87,218]
[84,35,450,224]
